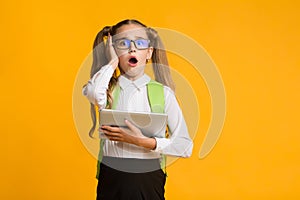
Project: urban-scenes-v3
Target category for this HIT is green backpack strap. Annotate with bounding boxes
[147,80,165,113]
[112,84,121,110]
[147,80,167,173]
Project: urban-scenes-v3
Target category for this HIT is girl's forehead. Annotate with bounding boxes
[115,25,148,39]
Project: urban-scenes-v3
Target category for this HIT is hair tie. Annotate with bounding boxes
[148,27,158,39]
[102,26,112,37]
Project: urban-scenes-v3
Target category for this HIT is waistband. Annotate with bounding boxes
[101,156,161,173]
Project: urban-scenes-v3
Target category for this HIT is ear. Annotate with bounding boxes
[146,47,154,60]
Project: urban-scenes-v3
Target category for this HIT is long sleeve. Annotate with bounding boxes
[82,65,115,110]
[152,87,193,157]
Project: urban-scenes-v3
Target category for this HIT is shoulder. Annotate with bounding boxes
[148,80,175,95]
[163,85,175,95]
[147,80,175,94]
[146,79,176,99]
[163,85,177,105]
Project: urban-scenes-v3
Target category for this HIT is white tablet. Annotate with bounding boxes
[99,109,168,138]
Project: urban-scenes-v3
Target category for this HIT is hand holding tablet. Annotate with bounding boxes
[99,109,168,139]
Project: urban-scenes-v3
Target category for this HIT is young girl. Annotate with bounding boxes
[83,19,193,200]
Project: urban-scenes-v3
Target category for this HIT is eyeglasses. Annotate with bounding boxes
[113,38,150,50]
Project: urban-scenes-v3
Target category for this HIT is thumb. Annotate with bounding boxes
[124,119,138,132]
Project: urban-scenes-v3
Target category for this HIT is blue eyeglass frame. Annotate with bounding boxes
[112,38,151,50]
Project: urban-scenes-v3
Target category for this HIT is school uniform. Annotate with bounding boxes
[83,64,193,200]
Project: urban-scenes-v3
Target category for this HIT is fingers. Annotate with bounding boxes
[124,120,145,139]
[106,34,119,68]
[107,33,113,47]
[100,125,120,133]
[107,33,116,52]
[100,122,143,142]
[124,120,139,132]
[100,126,122,141]
[106,33,113,52]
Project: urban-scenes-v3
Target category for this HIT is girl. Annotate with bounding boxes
[83,19,193,200]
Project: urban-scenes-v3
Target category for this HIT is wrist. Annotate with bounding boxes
[108,59,118,69]
[127,134,141,147]
[136,137,156,150]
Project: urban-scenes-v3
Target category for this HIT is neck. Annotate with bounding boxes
[122,73,144,81]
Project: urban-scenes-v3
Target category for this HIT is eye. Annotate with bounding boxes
[117,39,130,48]
[135,39,149,48]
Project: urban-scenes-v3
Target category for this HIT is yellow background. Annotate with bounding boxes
[1,0,299,199]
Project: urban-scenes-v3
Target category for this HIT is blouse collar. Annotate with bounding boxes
[119,74,151,90]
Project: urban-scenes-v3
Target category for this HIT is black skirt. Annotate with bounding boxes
[96,157,167,200]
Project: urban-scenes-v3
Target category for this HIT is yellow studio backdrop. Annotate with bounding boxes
[1,0,299,199]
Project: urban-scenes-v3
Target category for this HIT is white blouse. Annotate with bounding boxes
[83,65,193,159]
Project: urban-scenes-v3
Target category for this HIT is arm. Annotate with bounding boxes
[82,34,118,109]
[152,87,193,157]
[82,64,115,109]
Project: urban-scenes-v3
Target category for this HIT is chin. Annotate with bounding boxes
[124,69,144,79]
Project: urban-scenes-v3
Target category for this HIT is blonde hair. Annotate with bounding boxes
[87,19,175,137]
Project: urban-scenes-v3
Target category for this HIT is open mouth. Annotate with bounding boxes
[128,57,138,65]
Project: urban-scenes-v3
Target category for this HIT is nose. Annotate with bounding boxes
[128,40,136,53]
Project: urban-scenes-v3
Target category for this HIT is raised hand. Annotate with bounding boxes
[106,33,119,69]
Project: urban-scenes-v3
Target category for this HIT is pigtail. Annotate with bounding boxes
[90,26,111,78]
[88,26,118,137]
[88,103,97,138]
[148,27,175,91]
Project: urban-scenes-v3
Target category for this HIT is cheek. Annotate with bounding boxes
[138,52,149,62]
[116,50,126,58]
[118,54,127,64]
[117,56,128,72]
